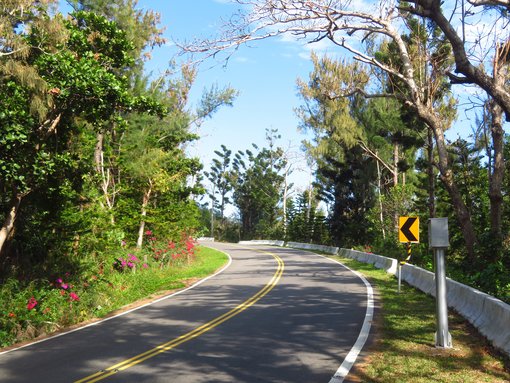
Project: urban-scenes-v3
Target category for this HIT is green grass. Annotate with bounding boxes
[332,256,510,383]
[92,245,228,317]
[0,246,228,348]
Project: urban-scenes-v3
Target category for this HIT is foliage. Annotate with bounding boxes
[205,144,233,221]
[285,191,330,245]
[0,245,227,348]
[230,130,287,239]
[0,0,236,335]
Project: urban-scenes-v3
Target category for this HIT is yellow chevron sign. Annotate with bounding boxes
[399,216,419,243]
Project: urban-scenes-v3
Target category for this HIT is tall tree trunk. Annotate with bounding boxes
[95,131,116,223]
[307,181,314,243]
[376,156,386,239]
[282,169,290,240]
[136,185,152,249]
[427,130,436,218]
[392,142,399,231]
[489,100,504,242]
[95,131,103,174]
[0,194,23,256]
[210,185,215,238]
[422,107,477,260]
[393,142,399,186]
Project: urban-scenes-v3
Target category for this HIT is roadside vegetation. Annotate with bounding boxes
[0,244,227,349]
[3,0,510,359]
[194,2,510,304]
[334,256,510,383]
[0,1,234,348]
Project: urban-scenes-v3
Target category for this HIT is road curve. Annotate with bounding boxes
[0,242,372,383]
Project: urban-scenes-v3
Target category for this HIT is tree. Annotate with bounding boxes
[66,0,166,220]
[231,131,287,239]
[402,1,510,120]
[205,145,233,238]
[286,191,329,244]
[0,8,162,256]
[180,0,483,259]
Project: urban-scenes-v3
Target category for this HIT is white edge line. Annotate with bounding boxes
[306,251,374,383]
[0,247,233,356]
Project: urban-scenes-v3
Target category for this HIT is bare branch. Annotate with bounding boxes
[468,0,510,9]
[405,0,510,120]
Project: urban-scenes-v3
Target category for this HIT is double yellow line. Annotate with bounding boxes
[76,250,284,383]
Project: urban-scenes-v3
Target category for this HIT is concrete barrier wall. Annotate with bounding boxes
[286,242,339,255]
[339,248,398,275]
[238,240,285,247]
[197,237,215,242]
[339,248,510,357]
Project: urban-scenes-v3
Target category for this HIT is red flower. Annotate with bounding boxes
[145,230,152,236]
[27,297,38,310]
[69,292,80,302]
[8,312,15,318]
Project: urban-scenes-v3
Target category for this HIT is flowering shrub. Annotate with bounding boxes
[26,297,38,310]
[144,230,197,267]
[113,253,141,272]
[0,275,84,346]
[53,276,81,303]
[0,230,209,348]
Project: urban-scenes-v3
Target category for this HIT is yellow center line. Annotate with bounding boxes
[75,249,284,383]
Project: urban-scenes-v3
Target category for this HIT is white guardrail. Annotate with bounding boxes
[339,248,510,357]
[238,239,285,247]
[239,240,510,357]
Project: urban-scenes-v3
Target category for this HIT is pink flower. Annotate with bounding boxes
[56,278,63,284]
[129,254,138,262]
[127,262,134,268]
[145,230,152,236]
[61,283,69,290]
[27,297,38,310]
[69,292,80,301]
[142,263,148,269]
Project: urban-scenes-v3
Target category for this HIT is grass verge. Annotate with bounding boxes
[0,245,228,349]
[332,256,510,383]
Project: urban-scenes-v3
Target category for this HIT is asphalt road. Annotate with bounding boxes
[0,242,373,383]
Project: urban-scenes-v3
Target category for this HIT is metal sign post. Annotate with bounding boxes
[428,218,453,349]
[398,242,411,293]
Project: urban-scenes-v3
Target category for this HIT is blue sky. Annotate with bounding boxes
[137,0,327,195]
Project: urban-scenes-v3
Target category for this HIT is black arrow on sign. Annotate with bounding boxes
[401,217,418,242]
